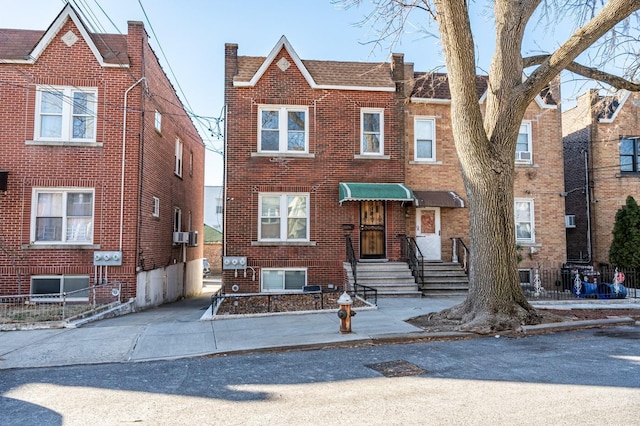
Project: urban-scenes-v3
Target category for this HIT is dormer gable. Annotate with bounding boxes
[233,35,395,92]
[1,4,128,68]
[597,90,631,123]
[410,72,558,109]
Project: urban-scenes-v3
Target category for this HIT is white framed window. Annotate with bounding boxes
[175,139,183,177]
[35,86,97,142]
[258,105,308,153]
[152,196,160,218]
[31,188,94,244]
[31,275,90,301]
[414,117,436,161]
[154,110,162,132]
[361,108,384,155]
[515,198,535,243]
[516,121,532,164]
[518,269,532,287]
[174,207,182,232]
[259,193,309,241]
[261,268,307,292]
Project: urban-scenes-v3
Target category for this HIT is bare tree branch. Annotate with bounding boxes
[524,54,640,90]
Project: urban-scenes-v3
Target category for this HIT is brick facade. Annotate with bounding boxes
[0,5,204,307]
[224,37,568,293]
[563,90,640,267]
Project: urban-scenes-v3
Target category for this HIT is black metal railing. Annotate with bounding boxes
[451,237,470,274]
[401,235,424,284]
[210,286,377,316]
[353,283,378,306]
[345,234,357,287]
[522,266,639,301]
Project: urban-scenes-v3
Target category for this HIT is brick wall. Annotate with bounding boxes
[224,44,406,292]
[0,12,204,303]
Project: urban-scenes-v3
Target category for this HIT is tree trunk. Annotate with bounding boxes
[431,0,540,333]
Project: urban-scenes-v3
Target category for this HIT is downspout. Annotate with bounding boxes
[120,77,146,252]
[584,150,592,263]
[222,104,228,257]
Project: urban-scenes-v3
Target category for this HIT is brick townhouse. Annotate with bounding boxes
[0,4,205,307]
[404,72,567,284]
[563,89,640,267]
[223,36,568,295]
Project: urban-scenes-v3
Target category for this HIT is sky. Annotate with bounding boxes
[0,1,604,186]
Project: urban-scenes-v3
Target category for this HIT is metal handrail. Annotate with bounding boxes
[451,237,469,274]
[402,235,424,284]
[345,234,357,287]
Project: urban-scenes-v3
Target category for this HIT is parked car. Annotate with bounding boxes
[203,258,211,278]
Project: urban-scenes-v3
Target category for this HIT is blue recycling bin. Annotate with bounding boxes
[596,283,627,299]
[571,281,597,298]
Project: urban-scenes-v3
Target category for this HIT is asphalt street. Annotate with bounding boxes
[1,325,639,425]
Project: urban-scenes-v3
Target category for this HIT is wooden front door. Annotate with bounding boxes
[360,200,385,259]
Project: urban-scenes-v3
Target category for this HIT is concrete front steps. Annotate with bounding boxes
[418,261,469,296]
[344,261,423,297]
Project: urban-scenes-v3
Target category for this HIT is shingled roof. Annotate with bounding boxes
[412,72,488,100]
[411,71,558,106]
[0,4,129,66]
[233,36,395,90]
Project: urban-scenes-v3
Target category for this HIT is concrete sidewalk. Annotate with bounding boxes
[0,282,638,370]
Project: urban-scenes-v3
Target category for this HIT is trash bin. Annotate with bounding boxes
[572,281,597,298]
[596,283,627,299]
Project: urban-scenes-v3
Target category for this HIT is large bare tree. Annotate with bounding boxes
[342,0,640,333]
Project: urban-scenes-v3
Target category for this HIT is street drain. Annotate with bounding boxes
[365,360,427,377]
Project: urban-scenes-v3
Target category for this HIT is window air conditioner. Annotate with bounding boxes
[173,231,189,244]
[515,151,531,162]
[188,231,198,247]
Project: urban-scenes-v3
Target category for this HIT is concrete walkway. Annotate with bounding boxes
[0,280,638,370]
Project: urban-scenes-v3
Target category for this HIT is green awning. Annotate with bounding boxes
[339,182,415,203]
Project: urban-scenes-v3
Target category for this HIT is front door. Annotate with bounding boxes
[360,200,385,259]
[416,207,441,260]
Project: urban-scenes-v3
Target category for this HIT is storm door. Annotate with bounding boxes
[360,200,385,259]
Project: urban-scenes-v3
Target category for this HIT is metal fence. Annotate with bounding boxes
[0,281,123,325]
[521,267,639,301]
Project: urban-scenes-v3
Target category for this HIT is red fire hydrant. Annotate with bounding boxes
[337,291,356,333]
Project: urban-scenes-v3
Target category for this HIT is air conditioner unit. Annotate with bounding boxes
[173,231,189,244]
[188,231,198,247]
[515,151,532,163]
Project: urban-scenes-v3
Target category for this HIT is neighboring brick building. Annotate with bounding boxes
[0,5,205,307]
[563,89,640,267]
[405,73,567,274]
[223,36,567,294]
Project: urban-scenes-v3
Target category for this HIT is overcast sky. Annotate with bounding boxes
[0,1,592,185]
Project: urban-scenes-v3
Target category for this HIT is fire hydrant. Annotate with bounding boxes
[337,291,356,333]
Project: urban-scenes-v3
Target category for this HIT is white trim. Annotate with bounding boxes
[261,267,308,292]
[27,4,127,68]
[258,193,310,242]
[514,198,535,243]
[360,108,384,155]
[233,35,394,92]
[31,187,95,245]
[34,85,98,142]
[599,91,631,123]
[257,105,309,154]
[515,121,533,165]
[414,116,436,162]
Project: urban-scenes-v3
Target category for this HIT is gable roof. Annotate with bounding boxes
[233,35,395,92]
[410,72,558,108]
[597,91,631,123]
[0,4,128,67]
